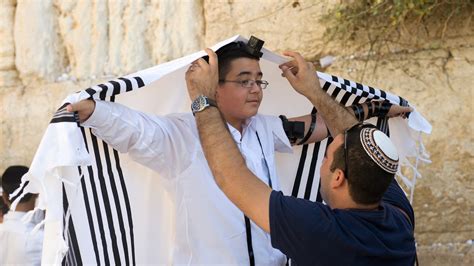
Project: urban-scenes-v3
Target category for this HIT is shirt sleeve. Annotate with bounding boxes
[81,100,195,179]
[269,190,333,261]
[382,178,415,229]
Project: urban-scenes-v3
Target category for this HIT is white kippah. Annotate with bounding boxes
[360,128,399,174]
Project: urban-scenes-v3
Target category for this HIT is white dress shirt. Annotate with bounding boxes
[83,101,292,265]
[0,211,44,266]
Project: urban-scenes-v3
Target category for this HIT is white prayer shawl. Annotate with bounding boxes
[14,35,431,265]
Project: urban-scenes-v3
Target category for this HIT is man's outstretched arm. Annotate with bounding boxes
[279,51,358,136]
[186,48,272,232]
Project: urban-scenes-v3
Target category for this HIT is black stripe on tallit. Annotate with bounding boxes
[86,129,111,265]
[399,96,411,118]
[292,144,309,197]
[360,90,370,98]
[56,102,69,111]
[118,77,133,92]
[98,84,109,101]
[50,116,77,124]
[304,141,321,200]
[109,95,136,266]
[112,149,136,265]
[368,86,376,95]
[110,80,121,96]
[62,184,82,266]
[244,216,255,266]
[316,137,333,203]
[90,133,122,265]
[134,77,145,88]
[85,88,96,97]
[340,91,352,106]
[321,81,331,92]
[376,117,390,137]
[102,140,130,265]
[79,129,101,264]
[353,96,363,104]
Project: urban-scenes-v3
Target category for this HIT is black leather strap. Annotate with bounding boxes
[297,107,317,145]
[244,216,255,266]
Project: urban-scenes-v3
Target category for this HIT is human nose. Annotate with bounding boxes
[248,81,261,93]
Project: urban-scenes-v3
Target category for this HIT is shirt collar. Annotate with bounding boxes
[227,116,257,142]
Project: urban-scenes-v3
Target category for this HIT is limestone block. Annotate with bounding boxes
[14,0,67,82]
[0,81,87,170]
[0,70,19,87]
[203,0,331,58]
[55,0,108,79]
[152,0,204,63]
[0,0,16,70]
[117,0,154,74]
[0,0,18,85]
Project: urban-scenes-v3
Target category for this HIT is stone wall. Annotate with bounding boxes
[1,0,472,263]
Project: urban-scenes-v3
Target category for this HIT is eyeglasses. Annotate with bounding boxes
[343,123,375,180]
[219,79,269,89]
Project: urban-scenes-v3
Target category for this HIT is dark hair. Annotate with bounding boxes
[0,197,8,214]
[203,41,261,80]
[330,126,394,205]
[1,165,34,204]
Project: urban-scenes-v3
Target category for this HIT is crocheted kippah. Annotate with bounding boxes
[360,128,399,174]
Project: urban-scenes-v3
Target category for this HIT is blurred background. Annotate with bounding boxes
[0,0,472,264]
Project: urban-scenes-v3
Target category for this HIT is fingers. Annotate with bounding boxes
[282,51,307,71]
[194,58,208,69]
[280,64,296,82]
[66,100,87,113]
[66,99,95,123]
[205,48,218,69]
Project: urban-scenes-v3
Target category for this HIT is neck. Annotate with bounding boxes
[329,191,379,210]
[7,200,36,213]
[331,199,379,211]
[14,202,35,212]
[224,115,245,133]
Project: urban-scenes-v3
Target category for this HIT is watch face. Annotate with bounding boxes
[192,96,207,113]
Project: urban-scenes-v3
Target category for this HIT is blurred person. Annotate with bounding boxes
[0,165,44,266]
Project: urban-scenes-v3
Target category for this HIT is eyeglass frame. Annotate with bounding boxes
[343,122,376,180]
[219,79,269,89]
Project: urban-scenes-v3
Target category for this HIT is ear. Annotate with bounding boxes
[331,168,346,189]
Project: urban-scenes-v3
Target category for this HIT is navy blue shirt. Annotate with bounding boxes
[269,179,416,265]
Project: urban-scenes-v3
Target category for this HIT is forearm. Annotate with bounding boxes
[304,84,358,136]
[195,108,271,232]
[82,101,181,173]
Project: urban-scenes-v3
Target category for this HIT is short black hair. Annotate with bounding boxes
[203,41,261,80]
[1,165,33,204]
[330,126,394,205]
[0,197,8,215]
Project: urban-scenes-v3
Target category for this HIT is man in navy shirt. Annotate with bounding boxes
[186,48,416,265]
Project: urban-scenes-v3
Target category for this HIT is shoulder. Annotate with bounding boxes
[254,114,281,124]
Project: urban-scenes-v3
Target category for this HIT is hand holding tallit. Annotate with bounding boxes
[185,48,219,101]
[66,99,95,123]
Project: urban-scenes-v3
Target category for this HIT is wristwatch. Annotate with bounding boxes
[191,95,217,114]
